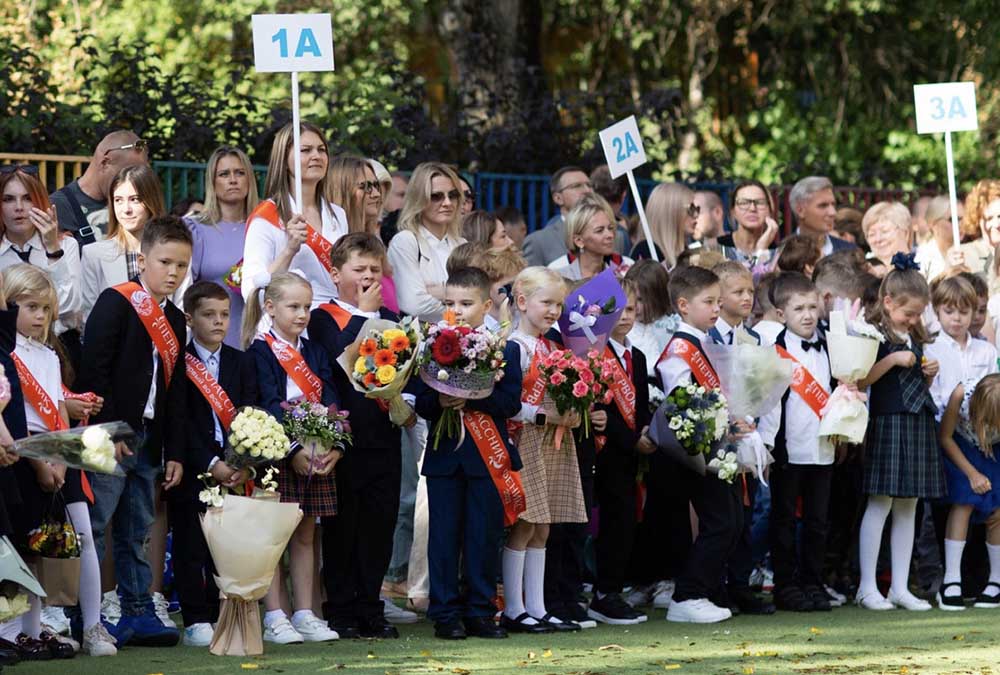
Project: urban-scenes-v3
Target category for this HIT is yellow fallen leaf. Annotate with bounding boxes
[527,651,537,659]
[598,644,625,651]
[954,634,965,641]
[809,627,823,635]
[241,666,260,671]
[367,651,378,659]
[664,665,682,671]
[900,667,910,674]
[743,667,755,675]
[420,650,432,657]
[542,649,553,658]
[452,669,471,675]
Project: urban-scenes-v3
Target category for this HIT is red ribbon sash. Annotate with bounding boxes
[319,303,352,330]
[604,346,636,431]
[248,200,334,276]
[463,410,526,527]
[264,334,323,403]
[775,345,830,418]
[658,336,721,390]
[185,352,237,431]
[521,337,555,407]
[13,354,67,432]
[113,282,180,387]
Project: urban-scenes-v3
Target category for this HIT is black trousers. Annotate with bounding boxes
[545,432,595,611]
[321,447,401,624]
[769,463,833,589]
[726,475,758,594]
[824,453,863,582]
[673,471,743,603]
[594,450,637,594]
[167,499,219,627]
[628,452,694,584]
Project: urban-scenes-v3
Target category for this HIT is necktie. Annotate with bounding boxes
[802,338,827,352]
[623,348,633,381]
[13,247,31,263]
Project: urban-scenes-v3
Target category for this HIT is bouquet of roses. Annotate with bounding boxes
[224,407,292,470]
[558,269,627,356]
[536,348,613,447]
[13,422,132,475]
[281,400,353,466]
[419,311,507,449]
[337,316,422,425]
[649,383,738,481]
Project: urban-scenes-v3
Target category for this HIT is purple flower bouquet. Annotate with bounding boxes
[557,268,627,357]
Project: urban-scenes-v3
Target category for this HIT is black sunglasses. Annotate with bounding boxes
[357,180,381,195]
[464,189,476,203]
[430,189,461,203]
[0,164,39,176]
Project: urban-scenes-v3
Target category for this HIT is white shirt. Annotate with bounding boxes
[242,196,348,308]
[628,315,679,376]
[334,298,378,321]
[0,233,82,334]
[914,240,949,283]
[925,331,999,418]
[656,320,712,395]
[759,330,833,465]
[192,339,224,446]
[386,226,464,323]
[141,281,169,421]
[753,320,783,345]
[14,334,64,434]
[549,255,635,281]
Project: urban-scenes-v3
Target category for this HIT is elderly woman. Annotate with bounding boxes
[913,196,966,282]
[861,202,912,275]
[551,193,633,280]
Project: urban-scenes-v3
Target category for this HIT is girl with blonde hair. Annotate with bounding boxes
[630,182,697,268]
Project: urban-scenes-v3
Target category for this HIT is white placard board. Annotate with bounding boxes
[913,82,978,134]
[252,14,335,73]
[599,115,647,179]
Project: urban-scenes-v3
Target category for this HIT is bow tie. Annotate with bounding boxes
[801,338,826,352]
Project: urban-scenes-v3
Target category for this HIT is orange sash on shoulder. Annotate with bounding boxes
[775,345,830,418]
[603,346,636,431]
[113,282,180,386]
[658,336,720,390]
[264,334,323,403]
[464,410,526,527]
[12,354,66,432]
[185,352,237,431]
[248,200,334,275]
[521,337,556,408]
[319,303,352,330]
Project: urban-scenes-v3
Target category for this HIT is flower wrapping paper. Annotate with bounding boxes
[557,268,627,357]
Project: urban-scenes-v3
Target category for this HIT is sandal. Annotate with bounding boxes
[974,581,1000,608]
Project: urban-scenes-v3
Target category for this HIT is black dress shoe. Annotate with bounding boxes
[774,585,813,612]
[539,613,581,632]
[463,616,507,639]
[803,586,832,612]
[38,631,75,659]
[13,634,52,661]
[433,621,466,640]
[359,617,399,639]
[0,639,19,666]
[730,589,776,616]
[329,622,361,639]
[499,612,553,634]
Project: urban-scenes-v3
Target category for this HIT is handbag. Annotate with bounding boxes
[27,493,81,607]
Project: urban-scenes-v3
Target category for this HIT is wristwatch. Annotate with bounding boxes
[534,411,547,426]
[45,249,65,260]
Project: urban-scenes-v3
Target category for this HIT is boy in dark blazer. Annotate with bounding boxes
[588,279,654,625]
[309,234,415,640]
[414,267,522,640]
[76,216,191,646]
[169,281,257,646]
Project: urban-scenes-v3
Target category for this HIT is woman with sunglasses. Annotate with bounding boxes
[183,147,259,347]
[242,122,348,321]
[629,182,699,269]
[386,162,466,322]
[716,179,780,271]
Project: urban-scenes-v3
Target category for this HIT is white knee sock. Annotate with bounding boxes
[68,502,102,630]
[524,547,547,619]
[942,539,965,594]
[858,495,893,598]
[889,497,918,598]
[22,592,41,639]
[987,543,1000,589]
[501,548,530,620]
[263,609,286,627]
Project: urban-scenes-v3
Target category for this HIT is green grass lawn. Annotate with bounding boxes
[19,606,1000,675]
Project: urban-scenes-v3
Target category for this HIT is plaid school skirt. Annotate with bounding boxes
[277,457,337,517]
[863,412,946,499]
[518,423,588,525]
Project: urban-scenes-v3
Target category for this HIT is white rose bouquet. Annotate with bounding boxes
[819,308,881,445]
[224,407,292,470]
[12,421,132,475]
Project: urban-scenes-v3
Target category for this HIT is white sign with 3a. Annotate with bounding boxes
[913,82,977,134]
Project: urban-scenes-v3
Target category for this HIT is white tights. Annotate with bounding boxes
[67,501,101,630]
[858,495,917,599]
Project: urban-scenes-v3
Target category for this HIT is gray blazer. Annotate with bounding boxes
[522,214,568,267]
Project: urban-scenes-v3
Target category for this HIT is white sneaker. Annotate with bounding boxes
[152,592,174,628]
[101,591,121,624]
[382,596,418,624]
[624,584,652,607]
[652,580,675,609]
[855,590,894,611]
[41,606,70,634]
[666,598,731,623]
[263,616,304,644]
[887,589,932,611]
[824,585,847,607]
[290,612,339,642]
[83,623,118,657]
[183,622,215,647]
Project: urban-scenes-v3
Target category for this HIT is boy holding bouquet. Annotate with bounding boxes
[414,267,523,640]
[173,281,258,646]
[655,265,745,624]
[309,233,415,640]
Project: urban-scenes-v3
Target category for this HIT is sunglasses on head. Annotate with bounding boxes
[0,164,39,176]
[430,189,461,203]
[106,139,148,155]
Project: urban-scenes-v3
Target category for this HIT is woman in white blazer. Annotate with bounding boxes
[81,165,165,321]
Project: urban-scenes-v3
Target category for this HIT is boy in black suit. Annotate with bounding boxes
[309,233,415,640]
[169,281,257,646]
[77,216,191,646]
[588,278,654,625]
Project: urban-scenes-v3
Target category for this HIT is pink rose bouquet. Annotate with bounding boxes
[536,347,614,447]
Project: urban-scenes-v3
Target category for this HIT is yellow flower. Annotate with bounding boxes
[376,364,397,384]
[354,356,368,374]
[382,328,405,342]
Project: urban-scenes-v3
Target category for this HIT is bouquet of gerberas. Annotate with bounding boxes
[649,383,739,481]
[337,316,422,426]
[281,400,353,466]
[13,422,133,475]
[536,348,614,447]
[419,311,508,449]
[224,407,292,470]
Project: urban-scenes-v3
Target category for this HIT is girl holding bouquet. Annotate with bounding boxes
[501,267,585,634]
[855,255,944,611]
[242,272,341,645]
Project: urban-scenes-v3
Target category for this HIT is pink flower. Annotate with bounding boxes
[572,381,589,398]
[601,364,614,380]
[550,371,567,386]
[591,382,601,395]
[579,367,595,384]
[603,390,614,404]
[587,349,600,359]
[571,357,588,371]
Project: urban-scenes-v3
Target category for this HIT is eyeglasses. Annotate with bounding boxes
[430,189,461,203]
[687,203,701,218]
[0,165,39,176]
[735,198,769,211]
[357,180,381,195]
[106,139,148,155]
[464,189,476,203]
[556,180,592,193]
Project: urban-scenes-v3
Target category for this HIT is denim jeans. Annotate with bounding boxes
[88,447,159,617]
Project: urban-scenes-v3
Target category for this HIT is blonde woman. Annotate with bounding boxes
[550,194,633,280]
[862,202,913,274]
[630,182,698,269]
[386,162,466,322]
[914,196,966,282]
[80,164,165,320]
[184,147,259,347]
[242,121,348,310]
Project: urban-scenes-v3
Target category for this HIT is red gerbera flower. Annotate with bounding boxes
[374,349,397,367]
[432,332,462,365]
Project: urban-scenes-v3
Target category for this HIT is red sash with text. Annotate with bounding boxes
[604,346,636,431]
[248,200,334,276]
[113,282,180,386]
[464,410,526,527]
[264,334,323,403]
[185,352,237,431]
[508,337,556,443]
[775,345,830,418]
[657,336,721,390]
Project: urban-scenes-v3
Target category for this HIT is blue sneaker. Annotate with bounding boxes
[102,619,135,648]
[115,608,179,647]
